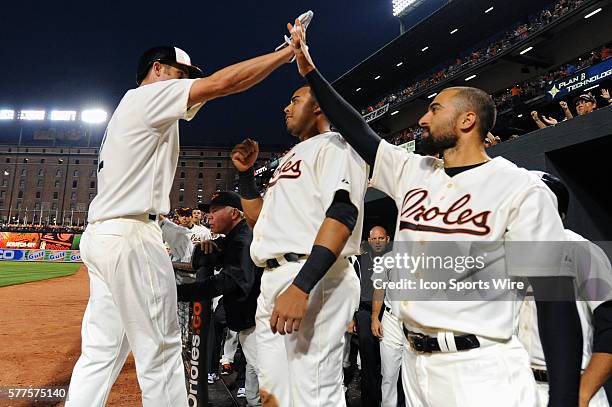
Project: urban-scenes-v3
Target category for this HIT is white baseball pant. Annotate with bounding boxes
[220,329,239,365]
[239,326,260,406]
[66,218,188,407]
[255,258,360,407]
[401,335,538,407]
[380,308,407,407]
[536,380,609,407]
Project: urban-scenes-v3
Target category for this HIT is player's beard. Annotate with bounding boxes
[420,121,458,156]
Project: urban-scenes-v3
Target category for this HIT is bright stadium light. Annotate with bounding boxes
[519,46,533,55]
[19,110,46,120]
[584,8,602,18]
[485,6,494,13]
[450,28,459,35]
[465,74,477,81]
[50,110,77,121]
[427,92,438,99]
[517,114,523,118]
[421,46,429,52]
[82,109,108,124]
[390,110,399,116]
[356,87,362,92]
[396,61,403,67]
[374,75,381,80]
[0,109,14,120]
[393,0,419,16]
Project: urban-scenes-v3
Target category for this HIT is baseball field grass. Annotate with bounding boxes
[0,261,82,287]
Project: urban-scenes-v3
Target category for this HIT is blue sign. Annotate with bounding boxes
[547,58,612,100]
[0,249,25,261]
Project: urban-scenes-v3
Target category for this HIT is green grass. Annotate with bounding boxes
[0,261,82,287]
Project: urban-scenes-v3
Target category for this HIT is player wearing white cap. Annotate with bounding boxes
[66,36,300,406]
[288,19,583,407]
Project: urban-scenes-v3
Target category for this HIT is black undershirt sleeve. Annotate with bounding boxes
[593,301,612,354]
[529,276,582,406]
[305,69,381,166]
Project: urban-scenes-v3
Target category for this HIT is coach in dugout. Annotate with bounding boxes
[177,191,262,406]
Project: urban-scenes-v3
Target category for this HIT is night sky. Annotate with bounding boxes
[1,1,399,148]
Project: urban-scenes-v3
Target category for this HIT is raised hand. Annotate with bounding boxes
[542,115,558,126]
[602,88,610,100]
[287,18,316,77]
[231,139,259,172]
[559,100,569,110]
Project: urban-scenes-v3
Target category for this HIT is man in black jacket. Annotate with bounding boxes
[178,191,262,406]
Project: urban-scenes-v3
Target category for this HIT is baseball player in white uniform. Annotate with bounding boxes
[230,83,368,406]
[66,40,298,406]
[289,19,583,407]
[371,262,409,407]
[519,173,612,407]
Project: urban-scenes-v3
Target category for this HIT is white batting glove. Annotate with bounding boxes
[276,10,314,62]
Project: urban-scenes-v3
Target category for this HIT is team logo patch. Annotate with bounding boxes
[399,188,491,236]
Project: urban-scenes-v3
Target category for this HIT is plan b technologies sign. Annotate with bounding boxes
[547,58,612,100]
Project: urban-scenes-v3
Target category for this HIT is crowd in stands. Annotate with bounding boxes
[494,45,611,111]
[360,0,586,115]
[378,43,611,149]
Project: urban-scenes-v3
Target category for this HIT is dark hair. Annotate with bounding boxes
[446,87,497,140]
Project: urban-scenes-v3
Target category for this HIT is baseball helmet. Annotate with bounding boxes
[136,46,203,85]
[531,171,569,218]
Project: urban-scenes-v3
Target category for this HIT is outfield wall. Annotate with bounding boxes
[0,232,81,250]
[0,249,81,262]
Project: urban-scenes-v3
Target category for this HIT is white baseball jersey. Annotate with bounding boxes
[250,131,368,267]
[370,140,567,339]
[88,79,203,223]
[160,219,211,263]
[519,229,612,369]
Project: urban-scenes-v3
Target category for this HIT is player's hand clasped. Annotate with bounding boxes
[270,284,309,335]
[231,138,259,172]
[200,240,220,254]
[288,19,315,77]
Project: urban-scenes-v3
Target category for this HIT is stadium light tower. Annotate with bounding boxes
[0,109,15,120]
[50,110,77,121]
[81,109,108,124]
[393,0,420,16]
[19,110,46,120]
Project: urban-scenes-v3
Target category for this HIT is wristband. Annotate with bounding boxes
[292,245,337,294]
[238,168,260,199]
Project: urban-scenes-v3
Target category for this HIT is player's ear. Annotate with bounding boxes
[458,111,477,133]
[312,102,322,115]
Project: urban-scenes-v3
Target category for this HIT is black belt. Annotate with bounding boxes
[404,329,480,353]
[148,214,157,221]
[532,368,548,383]
[265,253,306,269]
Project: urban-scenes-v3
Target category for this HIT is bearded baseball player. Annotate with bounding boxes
[289,19,583,406]
[66,38,299,406]
[519,173,612,407]
[231,85,368,404]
